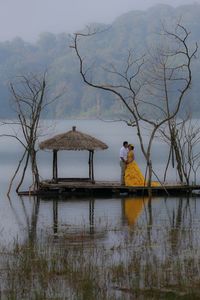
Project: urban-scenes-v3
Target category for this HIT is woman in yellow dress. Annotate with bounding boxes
[125,144,159,186]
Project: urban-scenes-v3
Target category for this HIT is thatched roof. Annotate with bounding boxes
[39,126,108,151]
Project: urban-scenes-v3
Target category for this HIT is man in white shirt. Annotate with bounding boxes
[120,141,128,185]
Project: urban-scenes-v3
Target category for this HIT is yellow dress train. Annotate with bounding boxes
[125,150,159,187]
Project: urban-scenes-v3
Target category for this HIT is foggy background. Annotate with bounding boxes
[0,0,199,42]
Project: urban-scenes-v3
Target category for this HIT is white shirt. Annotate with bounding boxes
[120,146,128,161]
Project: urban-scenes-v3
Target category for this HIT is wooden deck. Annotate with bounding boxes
[18,180,200,197]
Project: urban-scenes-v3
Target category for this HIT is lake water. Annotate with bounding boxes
[0,119,200,249]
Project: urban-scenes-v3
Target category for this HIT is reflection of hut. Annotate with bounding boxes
[39,126,108,183]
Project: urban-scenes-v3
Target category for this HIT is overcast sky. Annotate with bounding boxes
[0,0,199,42]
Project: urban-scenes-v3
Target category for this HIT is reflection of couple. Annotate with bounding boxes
[124,197,148,225]
[120,141,158,186]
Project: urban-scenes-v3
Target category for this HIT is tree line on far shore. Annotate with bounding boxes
[0,3,200,119]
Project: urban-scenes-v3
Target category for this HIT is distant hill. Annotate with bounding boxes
[0,3,200,119]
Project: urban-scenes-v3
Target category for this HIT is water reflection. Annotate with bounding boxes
[7,195,40,245]
[167,197,194,255]
[29,197,40,244]
[123,197,148,226]
[51,198,95,236]
[5,194,200,299]
[8,196,106,245]
[5,194,200,252]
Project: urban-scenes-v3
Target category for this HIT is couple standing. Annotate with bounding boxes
[120,141,147,186]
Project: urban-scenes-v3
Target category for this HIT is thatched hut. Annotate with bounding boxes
[39,126,108,183]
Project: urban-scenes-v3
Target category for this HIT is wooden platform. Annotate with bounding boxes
[18,180,200,197]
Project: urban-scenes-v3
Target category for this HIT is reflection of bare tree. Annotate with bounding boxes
[170,198,183,254]
[147,198,153,243]
[17,196,40,245]
[29,197,40,244]
[7,195,40,245]
[167,197,193,255]
[123,195,195,253]
[8,195,98,244]
[7,195,25,231]
[183,196,193,229]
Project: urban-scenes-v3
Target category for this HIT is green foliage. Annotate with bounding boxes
[0,3,200,119]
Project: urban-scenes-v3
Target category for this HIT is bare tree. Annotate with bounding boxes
[71,23,197,189]
[160,115,200,185]
[1,72,57,195]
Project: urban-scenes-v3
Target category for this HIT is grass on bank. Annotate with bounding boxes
[1,224,200,299]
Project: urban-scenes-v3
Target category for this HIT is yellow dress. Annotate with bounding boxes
[125,150,159,186]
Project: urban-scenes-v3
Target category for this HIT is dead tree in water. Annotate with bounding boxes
[2,72,53,195]
[71,23,197,188]
[160,116,200,185]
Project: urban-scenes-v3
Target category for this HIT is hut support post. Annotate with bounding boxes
[88,150,94,183]
[53,150,58,183]
[89,151,91,180]
[91,150,94,183]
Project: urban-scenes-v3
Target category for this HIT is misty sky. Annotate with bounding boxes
[0,0,199,42]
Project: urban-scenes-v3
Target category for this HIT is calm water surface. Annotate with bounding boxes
[0,119,200,249]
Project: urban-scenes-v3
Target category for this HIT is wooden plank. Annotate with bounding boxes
[17,181,200,197]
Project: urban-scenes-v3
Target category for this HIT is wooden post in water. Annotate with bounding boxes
[53,150,58,182]
[91,150,94,182]
[53,199,58,235]
[88,150,94,183]
[89,150,92,180]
